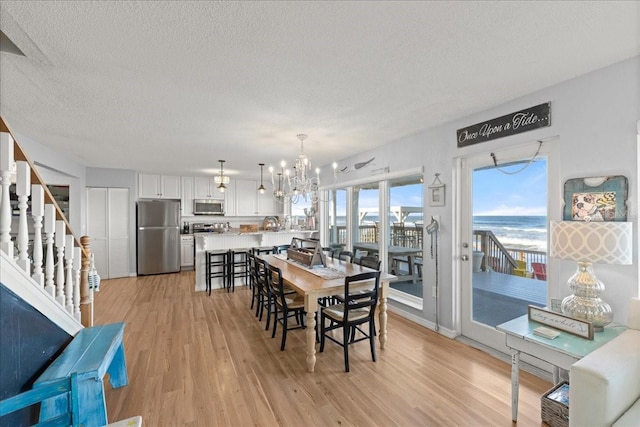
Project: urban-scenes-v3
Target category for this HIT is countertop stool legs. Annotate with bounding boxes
[228,248,251,292]
[206,250,230,296]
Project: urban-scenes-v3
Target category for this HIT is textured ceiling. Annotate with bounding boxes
[1,1,638,179]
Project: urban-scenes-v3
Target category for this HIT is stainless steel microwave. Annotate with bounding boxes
[193,199,225,215]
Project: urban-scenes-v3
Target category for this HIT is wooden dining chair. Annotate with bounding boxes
[358,255,381,270]
[267,264,306,351]
[247,252,257,308]
[273,244,291,254]
[320,271,381,372]
[337,250,354,263]
[255,257,275,330]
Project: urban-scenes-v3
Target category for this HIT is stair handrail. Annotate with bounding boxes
[474,229,518,273]
[1,116,93,327]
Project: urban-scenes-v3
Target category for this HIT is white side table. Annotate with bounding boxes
[497,314,626,422]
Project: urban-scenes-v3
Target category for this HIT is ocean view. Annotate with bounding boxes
[473,215,547,252]
[332,214,547,252]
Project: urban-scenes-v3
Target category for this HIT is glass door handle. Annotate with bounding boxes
[461,255,469,261]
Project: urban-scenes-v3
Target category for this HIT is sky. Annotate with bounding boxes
[473,159,547,216]
[293,158,547,218]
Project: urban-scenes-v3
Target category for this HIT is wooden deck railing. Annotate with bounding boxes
[332,224,422,248]
[1,116,93,327]
[329,224,546,278]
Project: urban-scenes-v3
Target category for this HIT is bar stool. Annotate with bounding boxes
[252,246,276,256]
[228,248,251,292]
[206,250,230,296]
[273,244,290,255]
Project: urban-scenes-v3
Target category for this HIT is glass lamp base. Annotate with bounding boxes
[561,261,613,332]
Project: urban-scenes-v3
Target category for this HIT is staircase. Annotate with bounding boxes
[0,116,94,406]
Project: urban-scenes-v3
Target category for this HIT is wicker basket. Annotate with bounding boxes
[541,381,569,427]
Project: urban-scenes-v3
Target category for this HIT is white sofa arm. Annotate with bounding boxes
[569,329,640,427]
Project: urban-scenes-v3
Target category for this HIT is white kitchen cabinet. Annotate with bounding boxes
[181,176,194,216]
[138,173,181,199]
[234,179,278,216]
[180,234,194,269]
[194,177,225,199]
[224,181,236,216]
[235,180,257,215]
[257,188,278,215]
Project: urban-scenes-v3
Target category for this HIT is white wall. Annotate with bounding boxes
[329,56,639,329]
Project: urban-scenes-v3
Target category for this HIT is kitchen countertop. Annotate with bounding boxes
[192,229,317,292]
[192,229,316,236]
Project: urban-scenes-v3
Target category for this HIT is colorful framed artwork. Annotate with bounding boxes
[563,175,628,221]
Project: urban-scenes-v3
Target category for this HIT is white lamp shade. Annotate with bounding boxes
[213,175,230,184]
[549,220,633,265]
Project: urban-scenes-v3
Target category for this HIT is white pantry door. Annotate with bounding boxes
[87,188,130,279]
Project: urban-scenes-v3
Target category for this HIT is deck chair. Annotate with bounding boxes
[531,262,547,280]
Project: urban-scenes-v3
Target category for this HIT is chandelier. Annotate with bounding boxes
[270,134,319,203]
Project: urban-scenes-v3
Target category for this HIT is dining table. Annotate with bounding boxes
[352,242,423,283]
[260,254,396,373]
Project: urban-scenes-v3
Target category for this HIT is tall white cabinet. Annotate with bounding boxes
[87,188,130,279]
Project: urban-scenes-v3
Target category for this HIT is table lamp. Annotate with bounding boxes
[549,220,633,331]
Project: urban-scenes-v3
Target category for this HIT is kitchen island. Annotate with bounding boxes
[194,230,316,291]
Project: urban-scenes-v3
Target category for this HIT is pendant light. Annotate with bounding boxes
[257,163,266,194]
[217,160,227,193]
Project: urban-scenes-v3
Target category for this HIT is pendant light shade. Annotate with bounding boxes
[217,160,227,193]
[257,163,266,194]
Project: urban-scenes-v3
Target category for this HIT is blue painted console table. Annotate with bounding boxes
[34,322,129,427]
[497,314,626,422]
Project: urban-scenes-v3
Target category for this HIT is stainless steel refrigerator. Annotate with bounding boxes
[137,199,181,275]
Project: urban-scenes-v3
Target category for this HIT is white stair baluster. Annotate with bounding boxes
[44,205,56,297]
[16,161,31,272]
[55,220,66,306]
[0,132,14,257]
[73,246,81,322]
[31,184,45,287]
[65,235,74,314]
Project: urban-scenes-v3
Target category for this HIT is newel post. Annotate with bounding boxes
[80,235,93,327]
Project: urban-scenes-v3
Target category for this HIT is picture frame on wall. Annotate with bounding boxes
[428,173,445,207]
[563,175,628,221]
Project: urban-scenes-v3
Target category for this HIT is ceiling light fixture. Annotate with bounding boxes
[216,160,227,193]
[270,134,337,203]
[257,163,266,194]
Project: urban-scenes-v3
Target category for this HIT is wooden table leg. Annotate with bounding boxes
[511,350,520,422]
[378,283,388,349]
[408,255,416,284]
[305,296,318,372]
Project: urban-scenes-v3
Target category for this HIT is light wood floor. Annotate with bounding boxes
[94,271,551,426]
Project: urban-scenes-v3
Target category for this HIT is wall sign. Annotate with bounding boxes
[457,102,551,147]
